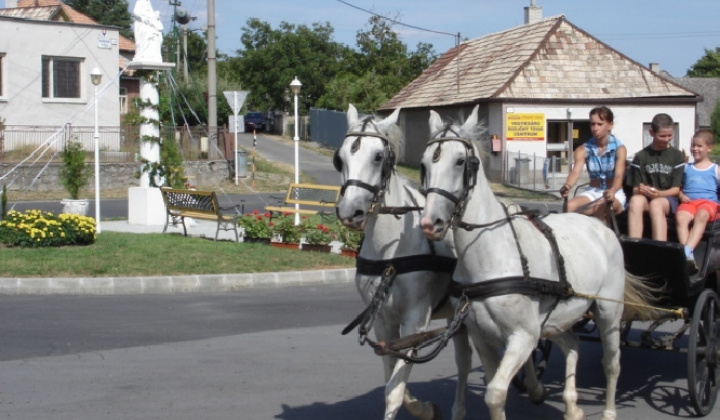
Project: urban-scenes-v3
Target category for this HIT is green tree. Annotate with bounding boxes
[687,47,720,77]
[64,0,134,40]
[163,28,209,76]
[317,16,437,113]
[228,18,350,113]
[711,99,720,146]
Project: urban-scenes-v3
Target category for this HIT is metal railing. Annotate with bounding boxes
[0,124,223,163]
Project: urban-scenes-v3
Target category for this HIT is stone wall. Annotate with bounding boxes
[0,160,230,191]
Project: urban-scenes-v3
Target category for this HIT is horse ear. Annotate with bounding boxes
[347,104,359,126]
[461,105,480,133]
[376,107,401,133]
[428,110,443,134]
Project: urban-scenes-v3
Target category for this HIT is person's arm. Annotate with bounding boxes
[561,145,586,197]
[607,146,627,199]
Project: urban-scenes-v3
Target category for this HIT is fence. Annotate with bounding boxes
[0,124,224,164]
[504,150,585,192]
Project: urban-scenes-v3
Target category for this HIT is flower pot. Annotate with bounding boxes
[61,198,90,216]
[243,237,271,245]
[340,248,358,258]
[271,242,299,250]
[301,243,332,253]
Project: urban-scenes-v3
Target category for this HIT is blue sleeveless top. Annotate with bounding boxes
[682,163,719,202]
[585,135,622,189]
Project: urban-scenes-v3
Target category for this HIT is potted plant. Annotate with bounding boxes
[239,210,273,244]
[302,223,334,252]
[59,141,90,215]
[335,221,363,257]
[271,213,301,249]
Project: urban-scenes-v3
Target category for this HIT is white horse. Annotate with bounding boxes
[419,106,653,420]
[336,104,472,420]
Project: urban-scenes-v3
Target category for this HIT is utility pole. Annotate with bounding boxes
[207,0,217,154]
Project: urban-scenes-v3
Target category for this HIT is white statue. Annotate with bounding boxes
[133,0,163,62]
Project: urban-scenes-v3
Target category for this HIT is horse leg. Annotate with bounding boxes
[484,333,537,420]
[592,300,623,420]
[379,316,439,420]
[450,325,472,420]
[521,356,548,405]
[374,321,408,420]
[550,332,585,420]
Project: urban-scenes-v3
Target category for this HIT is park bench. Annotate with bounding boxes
[264,183,341,223]
[160,187,244,242]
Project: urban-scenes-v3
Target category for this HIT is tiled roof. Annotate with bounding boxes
[0,5,66,20]
[14,0,134,51]
[380,16,696,110]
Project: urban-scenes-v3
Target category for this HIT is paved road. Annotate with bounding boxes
[0,282,705,420]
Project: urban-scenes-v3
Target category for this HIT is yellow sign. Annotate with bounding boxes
[506,113,545,140]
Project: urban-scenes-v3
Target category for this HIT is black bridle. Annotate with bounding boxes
[421,125,480,230]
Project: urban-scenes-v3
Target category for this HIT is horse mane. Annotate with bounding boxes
[434,110,490,164]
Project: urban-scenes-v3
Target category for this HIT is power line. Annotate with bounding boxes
[335,0,460,44]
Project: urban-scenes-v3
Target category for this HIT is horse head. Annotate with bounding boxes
[334,104,403,229]
[420,105,486,240]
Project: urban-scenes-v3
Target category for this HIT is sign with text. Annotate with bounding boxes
[506,113,545,140]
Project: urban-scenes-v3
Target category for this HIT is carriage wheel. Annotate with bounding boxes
[687,289,720,416]
[512,339,552,393]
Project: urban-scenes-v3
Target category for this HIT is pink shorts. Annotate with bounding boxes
[677,199,719,220]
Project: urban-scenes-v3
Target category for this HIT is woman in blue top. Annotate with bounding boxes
[561,106,627,225]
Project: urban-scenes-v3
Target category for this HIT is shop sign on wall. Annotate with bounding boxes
[506,113,545,140]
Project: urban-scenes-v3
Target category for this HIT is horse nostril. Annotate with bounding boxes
[434,218,444,227]
[353,209,365,219]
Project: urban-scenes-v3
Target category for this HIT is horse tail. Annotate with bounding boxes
[621,271,663,322]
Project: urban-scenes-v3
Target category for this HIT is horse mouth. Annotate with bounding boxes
[421,223,447,241]
[342,218,366,230]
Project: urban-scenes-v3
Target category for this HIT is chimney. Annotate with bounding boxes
[5,0,18,8]
[649,63,660,73]
[524,0,543,24]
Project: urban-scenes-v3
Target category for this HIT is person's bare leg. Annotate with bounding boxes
[627,195,648,238]
[649,198,671,241]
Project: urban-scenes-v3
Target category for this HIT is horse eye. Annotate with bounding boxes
[456,158,466,166]
[374,153,383,163]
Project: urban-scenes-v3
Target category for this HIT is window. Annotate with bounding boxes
[642,122,680,149]
[0,53,4,97]
[119,87,128,114]
[42,56,81,99]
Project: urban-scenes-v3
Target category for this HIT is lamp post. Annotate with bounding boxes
[289,77,302,225]
[90,67,102,233]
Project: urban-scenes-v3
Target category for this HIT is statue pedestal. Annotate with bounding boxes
[128,187,165,226]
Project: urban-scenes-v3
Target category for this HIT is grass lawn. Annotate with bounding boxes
[1,231,353,278]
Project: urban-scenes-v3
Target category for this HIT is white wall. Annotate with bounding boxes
[490,103,696,158]
[0,18,120,129]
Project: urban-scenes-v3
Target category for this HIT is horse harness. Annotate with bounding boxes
[333,117,422,216]
[371,133,578,364]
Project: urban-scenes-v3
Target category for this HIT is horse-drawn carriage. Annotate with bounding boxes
[337,104,718,420]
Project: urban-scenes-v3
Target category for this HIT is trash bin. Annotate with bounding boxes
[514,158,530,184]
[236,150,248,177]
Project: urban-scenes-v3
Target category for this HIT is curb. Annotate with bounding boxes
[0,268,356,295]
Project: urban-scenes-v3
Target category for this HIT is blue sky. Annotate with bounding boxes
[3,0,719,77]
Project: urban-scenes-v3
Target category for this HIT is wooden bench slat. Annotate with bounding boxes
[265,183,340,223]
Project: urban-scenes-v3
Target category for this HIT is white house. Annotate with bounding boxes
[380,8,700,187]
[0,2,124,152]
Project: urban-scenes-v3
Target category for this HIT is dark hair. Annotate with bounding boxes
[589,106,614,123]
[651,113,674,133]
[694,129,715,146]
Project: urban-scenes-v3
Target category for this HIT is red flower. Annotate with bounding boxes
[252,209,260,215]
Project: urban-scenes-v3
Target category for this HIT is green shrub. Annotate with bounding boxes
[59,141,90,199]
[0,209,96,247]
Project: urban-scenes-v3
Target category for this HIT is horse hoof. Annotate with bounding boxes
[530,387,549,405]
[431,403,443,420]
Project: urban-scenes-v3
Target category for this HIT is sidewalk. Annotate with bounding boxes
[0,220,356,296]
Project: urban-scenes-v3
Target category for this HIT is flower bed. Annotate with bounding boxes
[239,210,274,240]
[0,209,96,247]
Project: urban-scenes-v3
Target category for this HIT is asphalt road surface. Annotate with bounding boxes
[0,282,709,419]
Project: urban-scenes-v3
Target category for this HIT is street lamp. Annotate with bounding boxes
[91,66,102,233]
[289,76,302,225]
